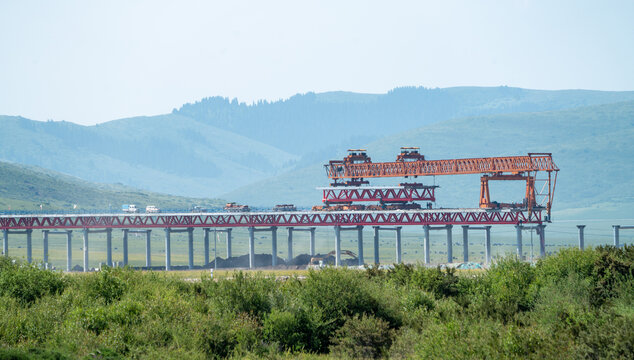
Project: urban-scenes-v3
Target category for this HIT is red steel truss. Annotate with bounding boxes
[320,186,436,204]
[0,209,542,230]
[326,153,558,179]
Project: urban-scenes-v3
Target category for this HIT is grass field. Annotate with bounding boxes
[4,218,633,271]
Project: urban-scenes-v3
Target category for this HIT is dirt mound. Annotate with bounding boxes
[207,254,287,268]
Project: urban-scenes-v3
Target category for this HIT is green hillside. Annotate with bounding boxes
[176,86,634,155]
[0,161,224,211]
[2,87,634,202]
[0,114,298,198]
[224,101,634,219]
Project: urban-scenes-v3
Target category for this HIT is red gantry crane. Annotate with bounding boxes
[324,148,559,220]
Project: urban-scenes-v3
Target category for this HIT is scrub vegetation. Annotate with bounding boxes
[0,245,633,359]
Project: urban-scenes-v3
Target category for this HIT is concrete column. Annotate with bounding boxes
[357,226,364,266]
[373,227,380,265]
[122,229,129,266]
[309,228,316,256]
[462,226,469,262]
[106,228,112,267]
[204,229,210,266]
[613,225,620,247]
[423,225,430,264]
[26,229,32,264]
[248,227,255,269]
[213,229,218,270]
[515,225,523,259]
[164,228,171,271]
[187,227,194,269]
[577,225,585,250]
[83,228,89,272]
[287,227,293,262]
[446,225,453,263]
[271,227,278,266]
[43,230,49,264]
[226,229,232,258]
[2,229,7,256]
[538,225,546,258]
[145,230,152,268]
[395,226,402,264]
[66,231,72,272]
[485,226,492,265]
[334,226,341,267]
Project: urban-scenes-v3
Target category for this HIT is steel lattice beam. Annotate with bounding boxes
[326,154,559,180]
[321,186,435,204]
[0,209,542,230]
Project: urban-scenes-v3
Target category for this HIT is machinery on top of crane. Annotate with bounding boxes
[322,148,559,220]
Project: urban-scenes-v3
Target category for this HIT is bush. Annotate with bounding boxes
[262,308,321,352]
[81,267,127,305]
[386,264,459,299]
[0,257,67,305]
[203,271,275,320]
[481,256,538,321]
[591,245,634,307]
[329,314,393,359]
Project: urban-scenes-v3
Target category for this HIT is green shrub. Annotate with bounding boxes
[386,264,460,299]
[81,267,127,305]
[535,247,599,284]
[0,257,67,305]
[0,347,69,360]
[591,245,634,307]
[329,314,393,359]
[482,256,538,321]
[204,271,275,320]
[262,308,320,352]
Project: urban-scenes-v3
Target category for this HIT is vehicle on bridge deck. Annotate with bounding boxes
[224,202,250,212]
[121,204,138,213]
[273,204,297,211]
[145,205,161,213]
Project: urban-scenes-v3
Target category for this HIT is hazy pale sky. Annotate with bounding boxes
[1,0,632,125]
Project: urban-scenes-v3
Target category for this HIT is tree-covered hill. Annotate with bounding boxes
[0,161,224,211]
[1,86,634,202]
[224,100,634,219]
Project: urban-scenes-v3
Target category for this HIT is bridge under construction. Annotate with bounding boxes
[1,148,560,271]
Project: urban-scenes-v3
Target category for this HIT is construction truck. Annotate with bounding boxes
[121,204,138,213]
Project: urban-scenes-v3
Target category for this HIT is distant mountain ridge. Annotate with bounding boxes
[223,100,634,220]
[175,86,634,155]
[1,86,634,205]
[0,161,224,211]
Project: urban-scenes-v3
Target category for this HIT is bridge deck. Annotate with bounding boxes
[1,208,543,230]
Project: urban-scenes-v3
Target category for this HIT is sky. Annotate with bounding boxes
[1,0,633,125]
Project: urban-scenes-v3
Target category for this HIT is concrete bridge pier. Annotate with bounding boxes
[423,225,430,264]
[334,226,341,266]
[462,225,492,265]
[121,229,128,266]
[515,225,523,259]
[164,228,171,271]
[25,229,32,264]
[42,230,49,264]
[2,229,7,256]
[538,225,546,258]
[461,226,469,262]
[373,227,379,264]
[310,227,316,256]
[83,228,89,272]
[66,231,72,271]
[187,227,194,269]
[203,228,210,266]
[613,225,620,247]
[271,227,278,266]
[287,227,293,263]
[357,226,364,266]
[106,228,113,267]
[577,225,585,250]
[446,225,453,263]
[226,229,232,258]
[248,227,255,268]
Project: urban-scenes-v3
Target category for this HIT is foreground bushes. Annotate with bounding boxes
[0,246,632,359]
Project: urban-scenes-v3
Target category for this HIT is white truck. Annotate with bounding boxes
[145,205,160,213]
[122,204,138,213]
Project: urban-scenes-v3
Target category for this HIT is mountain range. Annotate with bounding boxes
[1,86,634,218]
